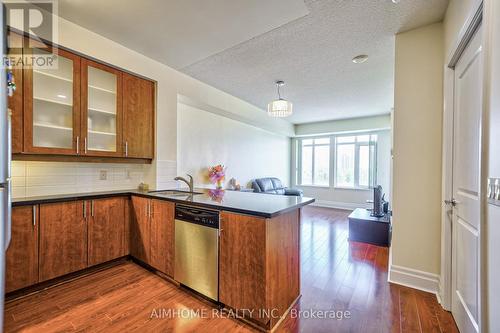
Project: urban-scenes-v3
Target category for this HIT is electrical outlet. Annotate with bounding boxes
[99,170,107,180]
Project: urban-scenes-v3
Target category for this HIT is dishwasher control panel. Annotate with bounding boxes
[175,205,219,229]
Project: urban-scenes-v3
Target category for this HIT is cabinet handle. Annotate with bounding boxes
[150,201,154,218]
[125,141,128,157]
[84,137,88,154]
[76,136,80,154]
[91,200,94,217]
[32,205,36,228]
[83,201,87,219]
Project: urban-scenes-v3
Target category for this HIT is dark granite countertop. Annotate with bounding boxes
[12,188,315,218]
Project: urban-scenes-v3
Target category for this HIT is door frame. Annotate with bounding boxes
[441,1,487,331]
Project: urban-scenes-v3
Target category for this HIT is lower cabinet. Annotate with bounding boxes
[149,199,175,277]
[130,196,151,263]
[6,195,174,293]
[219,210,300,329]
[219,211,268,325]
[5,206,39,293]
[39,201,88,282]
[130,196,174,277]
[88,197,126,266]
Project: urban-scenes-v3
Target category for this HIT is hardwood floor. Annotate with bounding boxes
[3,206,458,333]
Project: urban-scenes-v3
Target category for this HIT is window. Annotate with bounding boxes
[299,138,330,186]
[296,133,377,189]
[335,134,377,188]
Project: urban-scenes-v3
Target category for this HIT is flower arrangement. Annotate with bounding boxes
[208,164,226,189]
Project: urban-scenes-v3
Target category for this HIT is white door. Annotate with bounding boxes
[451,24,483,333]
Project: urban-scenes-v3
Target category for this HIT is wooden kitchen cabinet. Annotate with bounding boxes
[149,200,175,276]
[9,32,155,162]
[81,59,123,157]
[219,210,301,329]
[88,197,126,266]
[130,196,175,277]
[122,73,155,159]
[5,206,39,293]
[130,196,151,264]
[39,201,88,282]
[219,212,267,324]
[23,37,82,155]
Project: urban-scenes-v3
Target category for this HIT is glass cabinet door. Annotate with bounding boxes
[24,43,81,154]
[82,60,122,156]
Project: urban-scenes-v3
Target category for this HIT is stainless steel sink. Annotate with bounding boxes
[149,190,203,197]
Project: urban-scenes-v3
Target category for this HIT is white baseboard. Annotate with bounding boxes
[310,199,370,211]
[389,264,440,294]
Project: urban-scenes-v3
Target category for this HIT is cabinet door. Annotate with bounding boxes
[88,197,125,266]
[23,38,81,155]
[219,212,267,324]
[8,32,24,154]
[122,74,154,159]
[5,206,39,292]
[150,200,174,276]
[81,59,123,156]
[130,196,150,264]
[39,201,88,281]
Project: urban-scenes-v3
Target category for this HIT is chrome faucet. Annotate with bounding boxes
[174,174,194,192]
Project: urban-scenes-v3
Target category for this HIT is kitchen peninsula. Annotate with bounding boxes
[9,189,314,331]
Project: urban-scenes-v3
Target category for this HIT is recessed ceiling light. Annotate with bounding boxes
[57,94,67,99]
[392,0,400,3]
[352,55,369,64]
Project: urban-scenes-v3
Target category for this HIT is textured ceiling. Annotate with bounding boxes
[182,0,449,124]
[57,0,309,69]
[58,0,449,124]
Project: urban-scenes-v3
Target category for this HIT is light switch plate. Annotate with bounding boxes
[99,170,108,180]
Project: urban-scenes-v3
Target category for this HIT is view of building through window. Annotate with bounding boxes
[298,133,377,188]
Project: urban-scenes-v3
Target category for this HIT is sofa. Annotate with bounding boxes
[251,177,303,197]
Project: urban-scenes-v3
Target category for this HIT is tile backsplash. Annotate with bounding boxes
[12,161,146,198]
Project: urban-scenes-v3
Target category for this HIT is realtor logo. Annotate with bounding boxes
[4,0,58,69]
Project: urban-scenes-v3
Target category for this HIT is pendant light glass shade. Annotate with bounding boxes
[268,99,293,117]
[267,81,292,117]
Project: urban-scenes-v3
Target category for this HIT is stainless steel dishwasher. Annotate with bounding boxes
[174,204,219,301]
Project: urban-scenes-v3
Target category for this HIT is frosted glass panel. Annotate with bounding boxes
[32,50,74,149]
[87,66,117,152]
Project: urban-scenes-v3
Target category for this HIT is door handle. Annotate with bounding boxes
[32,205,36,228]
[125,141,128,157]
[84,137,88,154]
[91,200,94,217]
[83,201,87,219]
[76,136,80,154]
[444,199,458,207]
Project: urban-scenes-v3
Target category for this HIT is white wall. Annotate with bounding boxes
[177,102,290,189]
[392,23,444,281]
[291,115,392,210]
[10,12,294,196]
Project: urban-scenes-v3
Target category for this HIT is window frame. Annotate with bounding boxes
[333,134,378,190]
[296,136,331,187]
[295,132,378,190]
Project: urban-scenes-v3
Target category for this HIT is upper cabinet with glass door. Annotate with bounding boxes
[23,38,81,154]
[12,36,154,162]
[81,59,122,156]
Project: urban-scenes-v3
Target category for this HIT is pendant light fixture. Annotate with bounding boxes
[267,80,292,117]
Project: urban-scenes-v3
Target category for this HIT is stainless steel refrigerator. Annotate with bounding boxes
[0,3,12,331]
